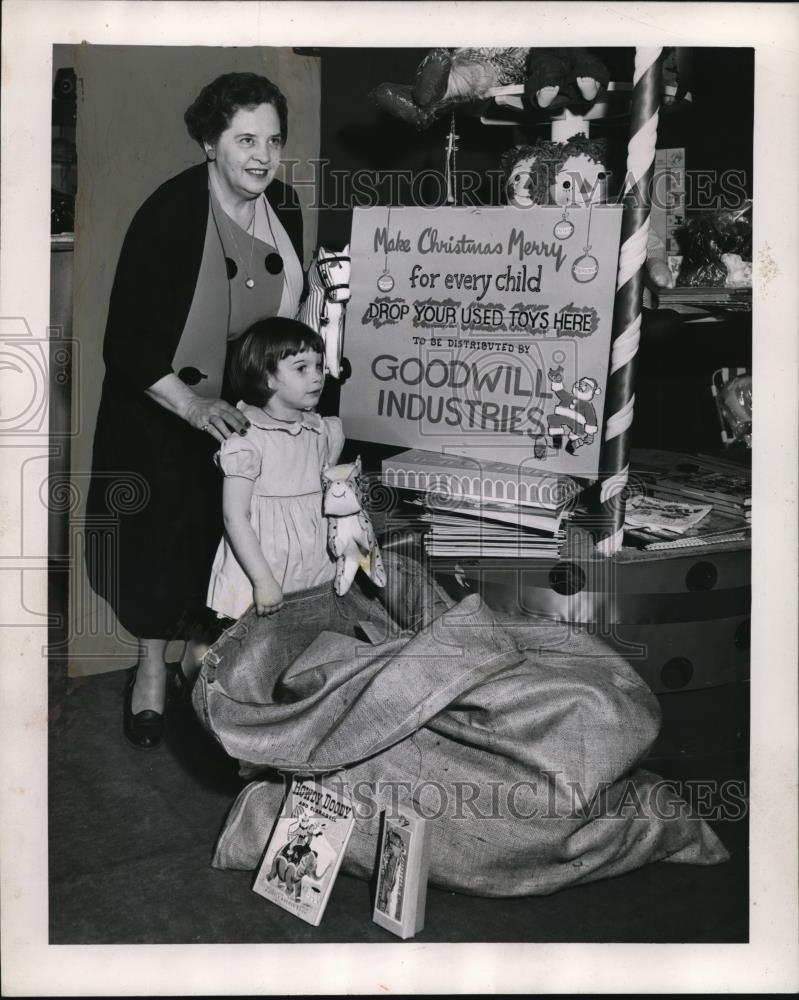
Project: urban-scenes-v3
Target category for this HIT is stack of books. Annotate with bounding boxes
[650,454,751,522]
[381,449,581,559]
[626,451,751,551]
[652,285,752,312]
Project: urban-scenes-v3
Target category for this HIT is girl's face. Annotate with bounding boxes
[265,349,324,418]
[205,102,283,203]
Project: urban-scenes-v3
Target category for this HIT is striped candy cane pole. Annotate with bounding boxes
[596,48,663,556]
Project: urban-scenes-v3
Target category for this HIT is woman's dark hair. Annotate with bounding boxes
[184,72,289,148]
[230,317,325,406]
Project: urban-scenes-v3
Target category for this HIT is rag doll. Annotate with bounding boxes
[501,133,610,208]
[501,136,673,288]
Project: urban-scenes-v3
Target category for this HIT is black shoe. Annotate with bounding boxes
[123,668,165,750]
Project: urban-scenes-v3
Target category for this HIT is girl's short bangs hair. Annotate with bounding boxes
[230,317,325,406]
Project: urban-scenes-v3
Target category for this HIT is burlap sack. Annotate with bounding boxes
[194,559,729,897]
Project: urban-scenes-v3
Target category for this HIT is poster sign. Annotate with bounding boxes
[339,206,623,476]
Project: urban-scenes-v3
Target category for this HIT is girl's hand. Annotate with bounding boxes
[253,579,284,616]
[185,396,251,443]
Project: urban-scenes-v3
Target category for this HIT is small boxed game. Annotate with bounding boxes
[372,804,431,940]
[252,776,356,927]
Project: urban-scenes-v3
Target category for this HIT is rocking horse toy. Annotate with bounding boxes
[299,244,351,380]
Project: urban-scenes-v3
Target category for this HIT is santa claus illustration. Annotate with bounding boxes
[546,366,602,454]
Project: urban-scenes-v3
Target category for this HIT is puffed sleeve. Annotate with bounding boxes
[323,417,345,466]
[215,434,261,480]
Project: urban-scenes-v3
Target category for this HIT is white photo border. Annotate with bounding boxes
[1,2,797,994]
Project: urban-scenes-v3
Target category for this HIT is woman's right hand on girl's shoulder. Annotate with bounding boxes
[185,396,251,443]
[145,374,251,443]
[253,578,284,616]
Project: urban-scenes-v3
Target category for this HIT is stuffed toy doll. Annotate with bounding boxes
[523,48,610,110]
[501,133,610,208]
[501,135,674,289]
[322,458,387,596]
[372,47,609,129]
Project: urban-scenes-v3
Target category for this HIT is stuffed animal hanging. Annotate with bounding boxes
[372,47,526,128]
[371,47,609,129]
[298,245,351,379]
[322,458,386,596]
[523,48,610,110]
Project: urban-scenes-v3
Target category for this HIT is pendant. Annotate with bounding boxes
[554,218,574,240]
[245,278,255,289]
[377,271,395,292]
[572,253,599,283]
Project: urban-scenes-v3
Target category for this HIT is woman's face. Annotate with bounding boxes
[206,102,283,202]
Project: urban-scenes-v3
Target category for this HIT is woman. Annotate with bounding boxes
[87,72,305,749]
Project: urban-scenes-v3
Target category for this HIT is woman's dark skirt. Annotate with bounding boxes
[86,375,224,640]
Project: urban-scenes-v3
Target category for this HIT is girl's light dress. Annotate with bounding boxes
[207,402,345,620]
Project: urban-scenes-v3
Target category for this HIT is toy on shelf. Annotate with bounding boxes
[501,132,610,208]
[298,245,351,379]
[524,47,610,110]
[712,367,752,449]
[675,201,752,288]
[500,130,672,291]
[371,47,610,130]
[482,48,691,126]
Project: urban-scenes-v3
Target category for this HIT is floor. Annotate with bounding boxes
[48,667,748,945]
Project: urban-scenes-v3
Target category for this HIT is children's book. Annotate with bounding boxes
[624,494,712,535]
[252,777,356,927]
[372,805,431,940]
[405,491,565,532]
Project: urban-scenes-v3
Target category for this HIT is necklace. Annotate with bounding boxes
[218,202,258,289]
[209,175,285,287]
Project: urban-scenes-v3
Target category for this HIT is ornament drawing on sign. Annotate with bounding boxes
[572,253,599,282]
[546,366,602,455]
[572,201,598,282]
[554,207,574,241]
[377,205,395,292]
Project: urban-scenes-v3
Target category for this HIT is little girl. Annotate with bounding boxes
[206,316,344,619]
